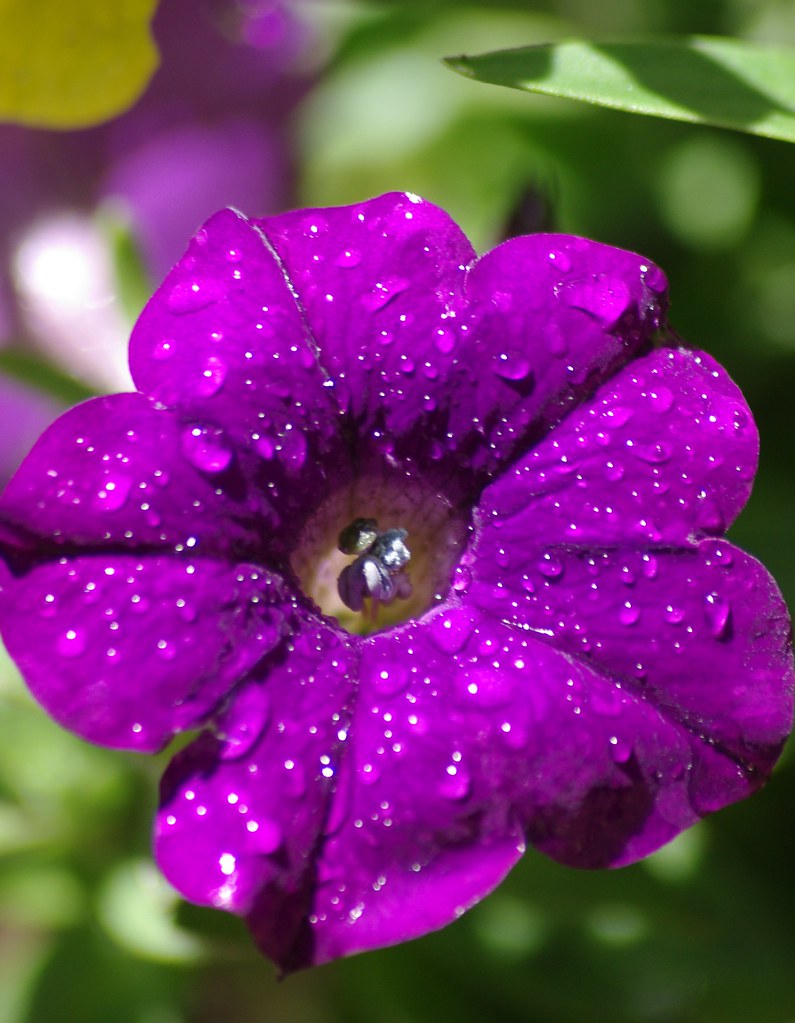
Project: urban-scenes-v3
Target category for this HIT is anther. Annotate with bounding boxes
[338,517,379,555]
[337,519,412,614]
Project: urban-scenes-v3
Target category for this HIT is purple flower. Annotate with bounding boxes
[0,193,792,972]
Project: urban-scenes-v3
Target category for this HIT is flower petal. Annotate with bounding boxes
[260,198,669,489]
[129,207,345,500]
[258,193,482,494]
[155,623,353,967]
[453,231,668,475]
[478,347,757,546]
[469,540,794,774]
[0,393,272,559]
[0,553,290,751]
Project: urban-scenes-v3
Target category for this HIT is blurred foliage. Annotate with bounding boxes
[2,0,795,1021]
[0,0,159,129]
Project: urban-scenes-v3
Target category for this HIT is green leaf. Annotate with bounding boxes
[0,0,159,129]
[445,37,795,143]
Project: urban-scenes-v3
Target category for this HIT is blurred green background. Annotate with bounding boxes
[1,1,794,1020]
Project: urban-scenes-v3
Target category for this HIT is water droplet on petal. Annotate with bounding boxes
[608,735,632,763]
[167,278,223,313]
[704,593,732,640]
[153,338,175,361]
[648,386,674,412]
[493,350,532,383]
[664,604,685,625]
[371,663,409,697]
[429,609,474,654]
[360,276,408,311]
[603,405,634,428]
[451,566,472,594]
[632,441,672,464]
[563,277,632,328]
[181,424,233,473]
[619,602,640,625]
[194,356,227,397]
[334,248,361,268]
[641,553,659,579]
[438,763,471,800]
[433,328,455,354]
[247,817,282,854]
[547,249,572,273]
[57,628,87,657]
[537,551,564,580]
[359,761,381,786]
[92,474,131,512]
[218,686,271,760]
[642,264,667,294]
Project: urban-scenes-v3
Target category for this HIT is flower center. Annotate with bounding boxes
[291,473,466,635]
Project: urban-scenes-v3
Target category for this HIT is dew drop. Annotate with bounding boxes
[547,249,572,273]
[167,278,223,314]
[194,355,227,397]
[632,441,672,464]
[493,351,532,383]
[334,248,361,268]
[608,735,632,763]
[619,602,640,626]
[181,424,233,473]
[451,566,472,594]
[704,593,732,640]
[359,761,381,786]
[641,553,659,579]
[562,277,632,328]
[648,386,674,413]
[429,609,474,654]
[371,663,409,697]
[537,551,564,580]
[92,475,131,512]
[247,817,283,854]
[438,763,471,801]
[664,604,685,625]
[361,276,408,311]
[434,328,455,354]
[153,338,175,361]
[642,264,667,293]
[218,687,271,761]
[57,628,87,658]
[156,639,177,661]
[603,405,634,428]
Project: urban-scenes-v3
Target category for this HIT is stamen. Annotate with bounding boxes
[338,517,378,555]
[337,519,413,614]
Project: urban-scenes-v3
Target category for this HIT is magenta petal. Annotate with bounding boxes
[0,393,274,558]
[155,623,353,967]
[0,554,290,751]
[258,193,480,485]
[300,620,527,965]
[457,233,668,473]
[479,347,758,546]
[129,207,343,491]
[469,541,793,778]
